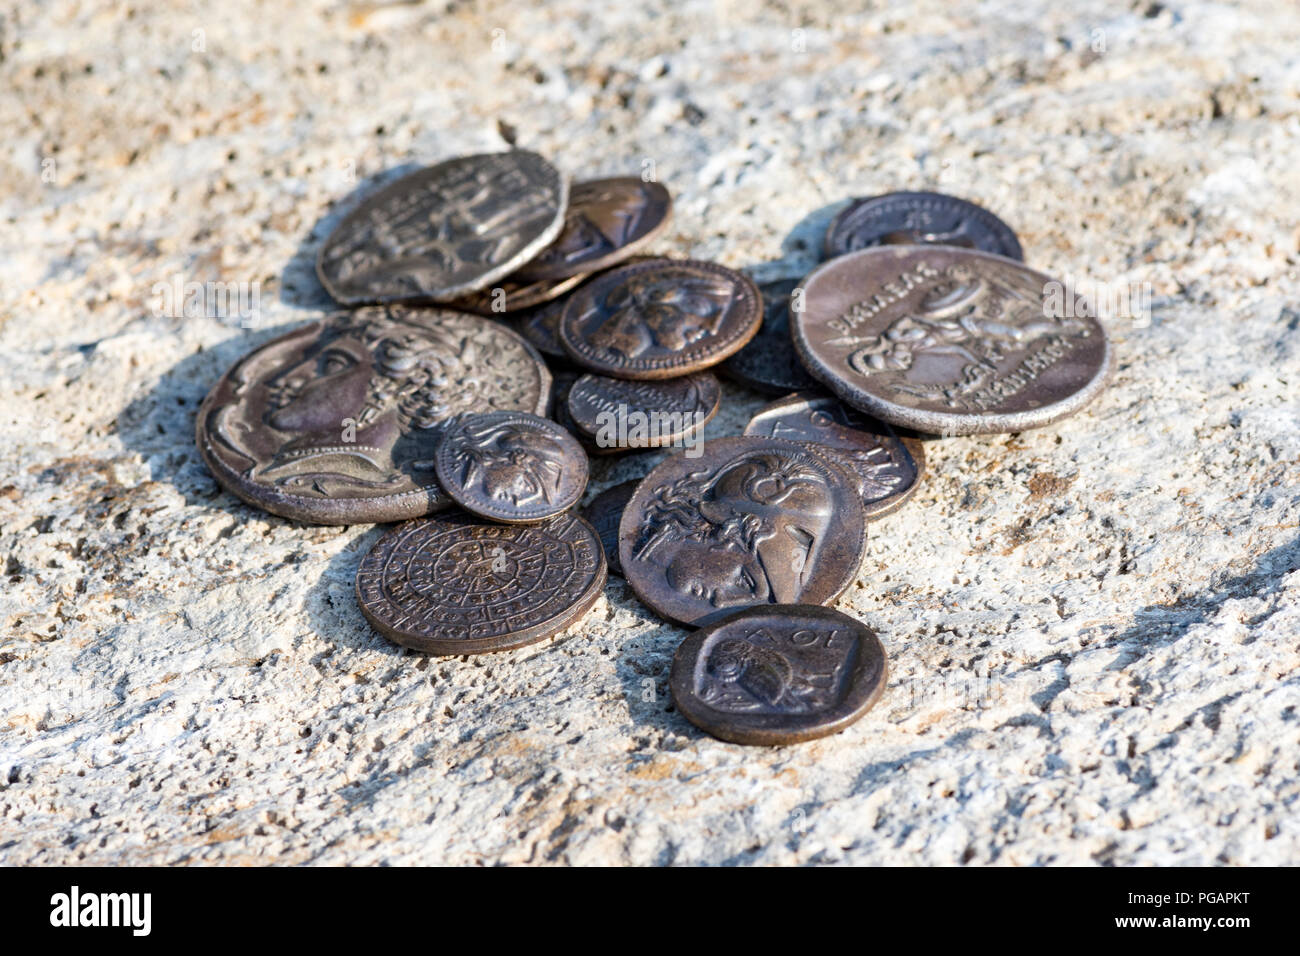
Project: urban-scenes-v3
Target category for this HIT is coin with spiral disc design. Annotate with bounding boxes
[514,177,672,281]
[196,306,550,525]
[316,151,569,305]
[559,259,761,379]
[618,436,867,627]
[434,410,589,523]
[670,605,888,746]
[823,191,1023,261]
[744,392,925,519]
[356,512,607,655]
[791,246,1111,435]
[721,277,819,394]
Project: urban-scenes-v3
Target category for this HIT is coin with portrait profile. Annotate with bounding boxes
[316,150,569,305]
[434,410,589,523]
[356,511,606,655]
[514,177,672,281]
[559,259,761,380]
[618,436,867,627]
[195,306,550,524]
[823,191,1023,261]
[670,605,888,746]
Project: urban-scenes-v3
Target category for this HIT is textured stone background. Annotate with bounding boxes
[2,0,1298,865]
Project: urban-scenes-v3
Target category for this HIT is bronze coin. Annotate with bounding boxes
[791,246,1111,435]
[316,151,568,305]
[670,605,888,746]
[744,392,925,519]
[196,307,551,524]
[581,480,638,576]
[514,177,672,281]
[446,271,588,317]
[559,259,762,380]
[720,277,819,394]
[514,297,570,360]
[823,191,1023,261]
[434,410,588,523]
[356,511,606,655]
[566,372,721,451]
[618,436,867,627]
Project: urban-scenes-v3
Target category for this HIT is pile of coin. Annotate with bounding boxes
[197,152,1110,747]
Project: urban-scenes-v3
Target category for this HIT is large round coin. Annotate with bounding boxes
[514,177,672,281]
[434,410,588,523]
[744,392,925,519]
[356,512,606,655]
[720,277,819,394]
[316,151,568,305]
[670,605,888,745]
[791,247,1111,435]
[619,437,867,627]
[196,307,551,524]
[581,480,638,577]
[823,191,1023,260]
[559,259,761,380]
[567,372,720,451]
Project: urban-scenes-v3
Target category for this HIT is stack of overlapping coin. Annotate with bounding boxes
[195,151,1110,747]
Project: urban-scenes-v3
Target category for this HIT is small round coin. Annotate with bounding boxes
[823,191,1023,261]
[581,480,639,576]
[514,177,672,281]
[316,151,568,305]
[720,277,820,394]
[434,410,589,523]
[619,436,868,627]
[196,306,551,524]
[559,259,762,380]
[670,605,888,746]
[791,246,1111,435]
[744,392,925,519]
[515,297,571,360]
[566,372,721,451]
[356,511,607,655]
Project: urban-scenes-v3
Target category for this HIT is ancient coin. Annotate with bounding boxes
[566,372,721,451]
[618,436,868,627]
[355,511,606,655]
[514,297,571,360]
[720,277,819,394]
[446,271,588,317]
[316,151,568,305]
[581,480,638,576]
[791,246,1111,435]
[514,177,672,281]
[559,259,762,380]
[744,392,925,519]
[823,191,1023,261]
[670,605,888,746]
[196,306,551,524]
[434,410,588,523]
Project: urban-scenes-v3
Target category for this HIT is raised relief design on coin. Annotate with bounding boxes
[559,259,761,379]
[581,480,638,576]
[316,151,568,305]
[618,437,867,627]
[566,372,721,450]
[744,392,925,518]
[355,512,606,655]
[792,247,1110,435]
[514,177,672,281]
[670,605,888,745]
[197,307,551,524]
[435,410,588,523]
[721,277,819,394]
[824,191,1023,260]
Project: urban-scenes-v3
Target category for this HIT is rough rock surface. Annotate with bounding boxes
[2,0,1298,865]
